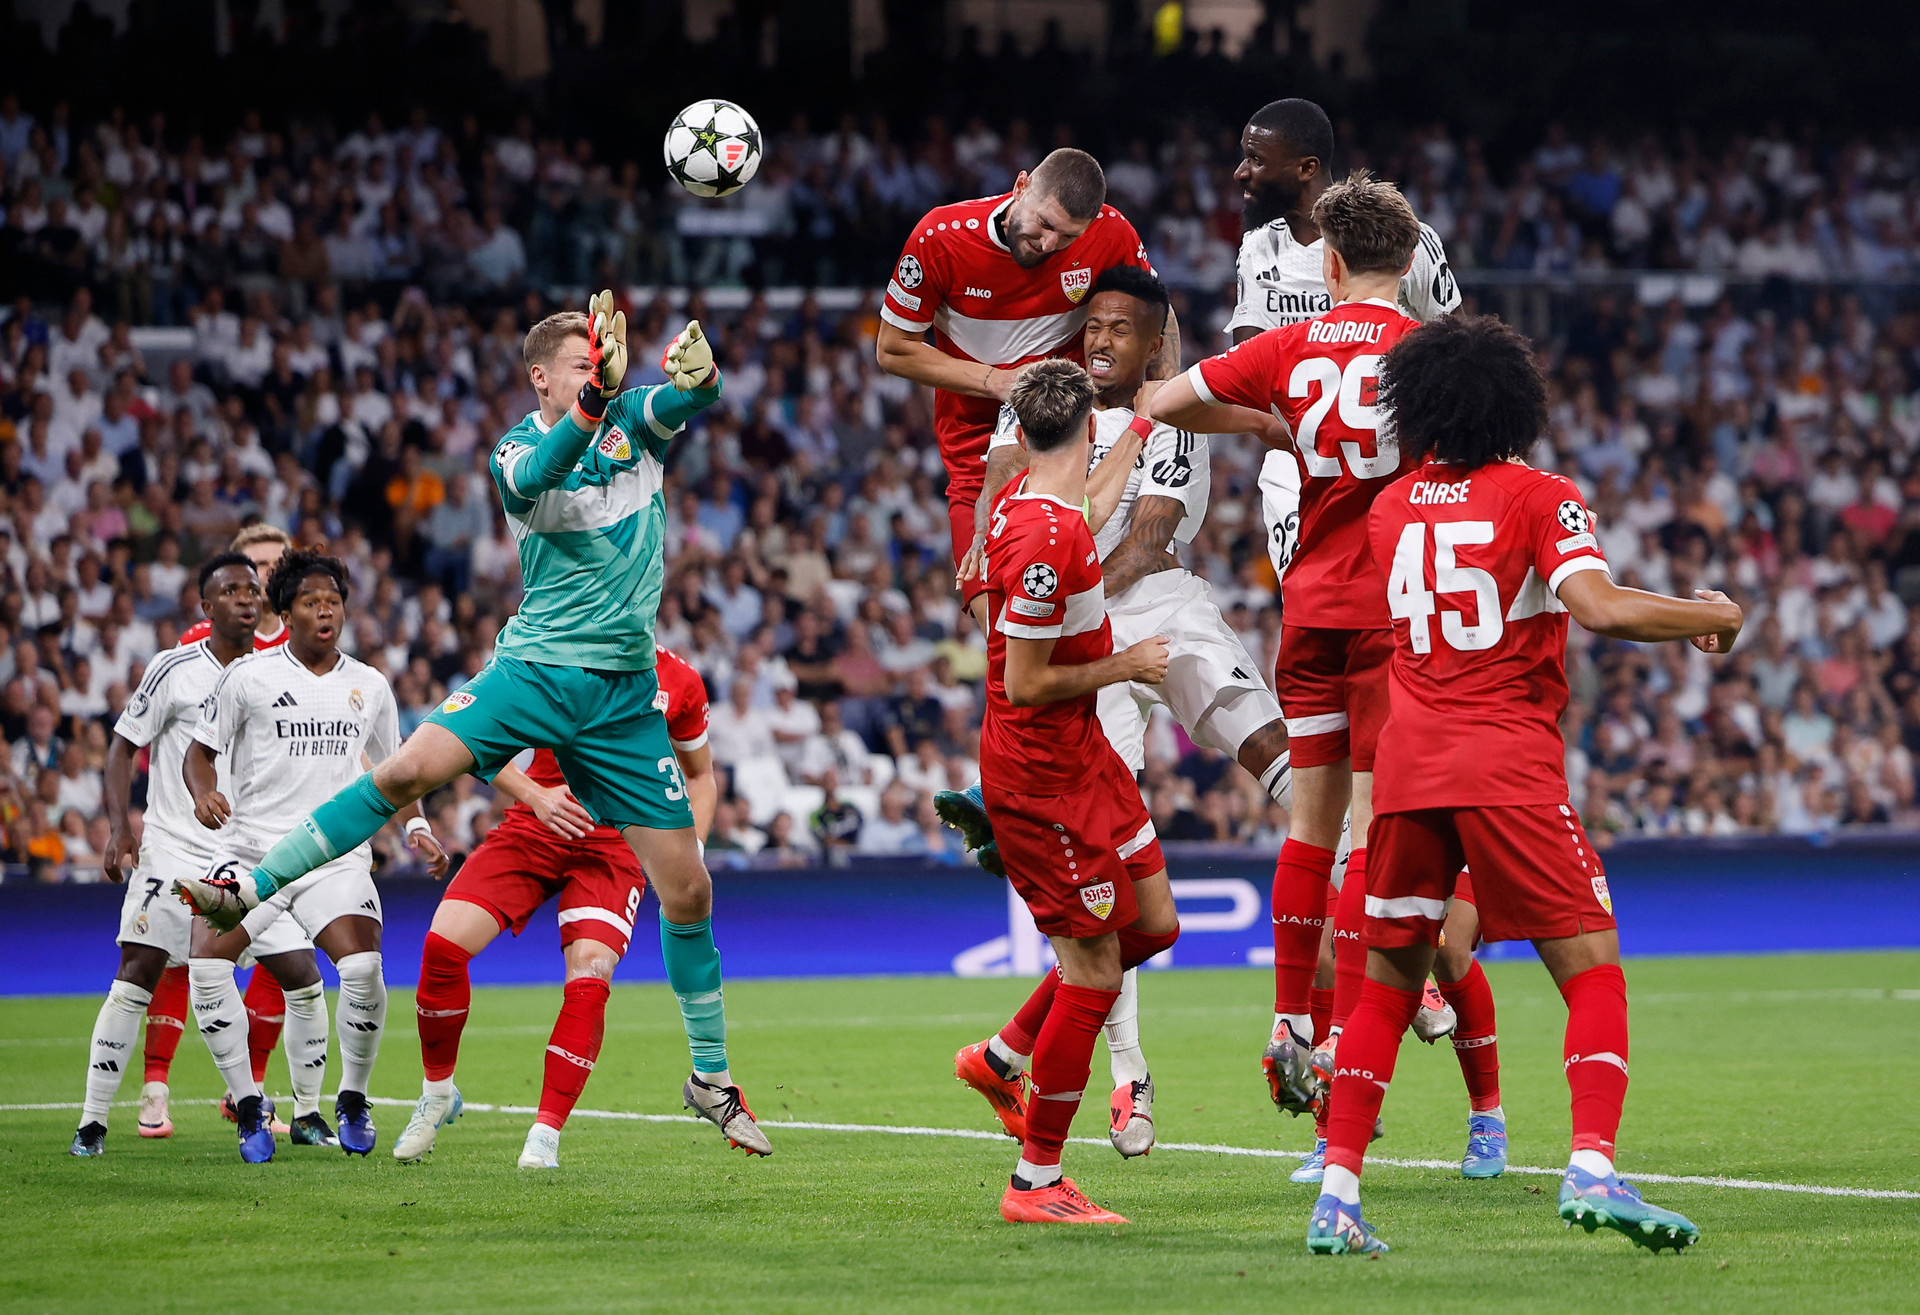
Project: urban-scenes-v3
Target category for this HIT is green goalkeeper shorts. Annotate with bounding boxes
[425,655,694,832]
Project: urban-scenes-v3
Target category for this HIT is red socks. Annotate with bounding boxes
[1330,848,1368,1030]
[1438,959,1501,1111]
[1271,839,1335,1015]
[243,968,285,1085]
[416,932,475,1081]
[1118,925,1179,970]
[538,978,610,1130]
[999,967,1061,1057]
[1323,977,1421,1176]
[1020,982,1120,1167]
[1561,963,1630,1156]
[142,965,190,1083]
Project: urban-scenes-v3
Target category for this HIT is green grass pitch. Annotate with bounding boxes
[3,953,1917,1313]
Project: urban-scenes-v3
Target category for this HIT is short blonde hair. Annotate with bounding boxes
[1010,359,1095,453]
[230,523,292,552]
[523,311,591,369]
[1312,170,1421,276]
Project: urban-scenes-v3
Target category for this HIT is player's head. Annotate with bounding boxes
[1238,98,1336,230]
[523,310,594,404]
[267,548,351,654]
[230,522,293,583]
[1082,267,1170,397]
[1313,170,1420,291]
[1010,358,1097,456]
[1379,314,1547,470]
[197,550,262,647]
[1005,148,1107,268]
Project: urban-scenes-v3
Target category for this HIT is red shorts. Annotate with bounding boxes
[1273,626,1394,771]
[947,481,986,604]
[445,820,647,957]
[1364,804,1613,947]
[984,745,1165,939]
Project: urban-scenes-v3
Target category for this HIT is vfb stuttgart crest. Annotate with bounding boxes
[1557,499,1592,534]
[1022,562,1058,598]
[1079,882,1116,920]
[441,690,475,714]
[1060,267,1092,304]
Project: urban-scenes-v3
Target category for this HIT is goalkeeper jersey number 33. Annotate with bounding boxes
[489,379,721,673]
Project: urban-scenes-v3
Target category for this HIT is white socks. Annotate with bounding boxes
[332,952,386,1096]
[987,1034,1029,1077]
[1321,1165,1362,1205]
[424,1077,455,1099]
[1259,752,1293,807]
[81,979,150,1125]
[189,958,259,1103]
[1014,1157,1062,1189]
[1273,1011,1314,1046]
[1105,968,1148,1087]
[695,1067,734,1090]
[280,980,329,1118]
[1569,1149,1615,1179]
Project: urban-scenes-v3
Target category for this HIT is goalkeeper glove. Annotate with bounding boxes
[662,319,717,391]
[575,289,627,422]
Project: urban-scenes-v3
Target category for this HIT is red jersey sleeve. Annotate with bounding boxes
[1189,326,1287,414]
[1100,210,1156,275]
[993,507,1097,642]
[1525,474,1611,595]
[655,647,711,751]
[881,212,950,333]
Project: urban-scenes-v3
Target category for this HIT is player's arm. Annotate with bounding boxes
[362,696,449,878]
[875,320,1018,401]
[1556,573,1743,651]
[183,739,229,829]
[492,761,594,840]
[1085,421,1147,535]
[961,432,1031,587]
[102,732,140,883]
[1002,632,1170,707]
[674,743,717,843]
[1101,495,1185,597]
[1145,306,1181,380]
[1146,371,1291,448]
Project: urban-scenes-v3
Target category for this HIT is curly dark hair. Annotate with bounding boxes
[266,548,351,615]
[1378,314,1547,470]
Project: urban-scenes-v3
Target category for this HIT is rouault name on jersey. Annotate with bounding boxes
[1306,318,1386,345]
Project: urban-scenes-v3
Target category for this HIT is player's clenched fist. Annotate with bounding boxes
[662,319,717,391]
[194,789,232,830]
[1688,589,1744,654]
[587,289,627,398]
[1121,635,1171,685]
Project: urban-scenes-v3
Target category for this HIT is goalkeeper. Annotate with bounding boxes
[177,295,774,1156]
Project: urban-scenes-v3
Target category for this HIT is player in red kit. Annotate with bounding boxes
[1304,313,1739,1255]
[1154,175,1504,1179]
[962,360,1179,1225]
[392,645,732,1168]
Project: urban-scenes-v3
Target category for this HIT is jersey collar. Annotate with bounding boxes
[1355,297,1400,311]
[986,195,1014,253]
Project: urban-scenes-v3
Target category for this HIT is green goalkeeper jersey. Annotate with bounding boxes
[488,378,722,672]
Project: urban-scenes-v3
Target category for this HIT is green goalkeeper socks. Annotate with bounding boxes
[250,774,398,900]
[660,915,728,1075]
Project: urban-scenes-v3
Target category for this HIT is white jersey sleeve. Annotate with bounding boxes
[365,677,399,766]
[121,640,227,853]
[1398,223,1461,323]
[1137,424,1210,546]
[192,652,253,758]
[1225,229,1272,337]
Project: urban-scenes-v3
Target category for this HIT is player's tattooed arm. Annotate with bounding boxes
[103,732,140,882]
[960,443,1031,586]
[1101,495,1185,597]
[1145,306,1182,380]
[876,321,1018,401]
[1085,428,1145,535]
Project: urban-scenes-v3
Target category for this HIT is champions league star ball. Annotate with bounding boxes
[664,99,762,198]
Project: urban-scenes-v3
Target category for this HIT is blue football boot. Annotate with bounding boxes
[235,1095,276,1163]
[1558,1166,1700,1252]
[1306,1192,1389,1254]
[1462,1112,1508,1178]
[934,784,994,851]
[335,1090,377,1156]
[68,1122,107,1157]
[1290,1138,1328,1184]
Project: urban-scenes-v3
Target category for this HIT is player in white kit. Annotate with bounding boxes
[181,549,448,1161]
[972,267,1295,1153]
[69,554,323,1157]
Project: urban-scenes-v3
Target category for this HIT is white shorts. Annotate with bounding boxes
[117,843,213,964]
[1098,571,1284,772]
[1258,449,1302,584]
[205,839,379,955]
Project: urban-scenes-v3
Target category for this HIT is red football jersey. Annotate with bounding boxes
[1191,298,1419,628]
[881,195,1152,491]
[980,475,1114,796]
[505,645,709,831]
[1366,461,1611,813]
[176,617,289,650]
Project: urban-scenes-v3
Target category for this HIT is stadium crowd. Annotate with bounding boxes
[1,91,1917,880]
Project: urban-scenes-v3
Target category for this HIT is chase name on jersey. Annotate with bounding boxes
[1408,479,1472,505]
[275,717,363,756]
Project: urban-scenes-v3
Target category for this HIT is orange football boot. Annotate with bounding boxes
[954,1039,1027,1140]
[1000,1177,1129,1224]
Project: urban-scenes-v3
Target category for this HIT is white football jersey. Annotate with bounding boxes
[192,646,399,853]
[990,404,1209,564]
[1230,217,1461,581]
[113,638,235,858]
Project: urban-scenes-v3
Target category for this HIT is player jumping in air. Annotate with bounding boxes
[973,359,1180,1224]
[69,553,322,1156]
[175,294,772,1156]
[1305,313,1736,1255]
[1155,163,1503,1182]
[960,268,1293,1156]
[184,550,448,1160]
[394,645,722,1168]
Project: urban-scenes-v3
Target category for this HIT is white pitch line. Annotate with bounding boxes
[8,1095,1916,1201]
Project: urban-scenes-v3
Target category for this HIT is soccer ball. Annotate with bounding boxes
[664,99,762,199]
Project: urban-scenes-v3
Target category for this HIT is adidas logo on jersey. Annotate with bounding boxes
[272,691,298,708]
